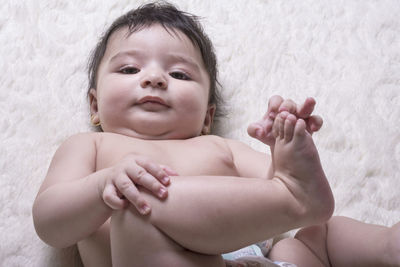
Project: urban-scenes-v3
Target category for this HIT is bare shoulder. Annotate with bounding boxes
[51,132,101,162]
[55,131,119,153]
[59,132,99,147]
[37,132,101,194]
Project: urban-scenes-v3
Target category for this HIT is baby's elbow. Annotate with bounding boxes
[32,202,72,249]
[33,220,72,249]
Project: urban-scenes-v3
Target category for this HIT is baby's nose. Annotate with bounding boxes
[140,72,167,89]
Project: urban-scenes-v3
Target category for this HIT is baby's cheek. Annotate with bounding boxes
[178,94,207,116]
[102,88,131,106]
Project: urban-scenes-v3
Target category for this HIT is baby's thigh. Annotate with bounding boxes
[110,207,225,267]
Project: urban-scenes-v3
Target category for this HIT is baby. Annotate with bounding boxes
[32,2,400,267]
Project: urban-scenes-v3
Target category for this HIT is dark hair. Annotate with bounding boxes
[87,1,223,121]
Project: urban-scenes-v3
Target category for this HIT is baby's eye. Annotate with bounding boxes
[119,67,140,75]
[170,71,191,80]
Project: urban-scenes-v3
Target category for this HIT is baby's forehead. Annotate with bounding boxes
[105,24,202,59]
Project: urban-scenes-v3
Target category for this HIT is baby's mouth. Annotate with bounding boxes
[137,96,168,106]
[136,96,169,111]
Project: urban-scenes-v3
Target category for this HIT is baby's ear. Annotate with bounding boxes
[202,104,216,134]
[89,88,98,115]
[89,89,100,125]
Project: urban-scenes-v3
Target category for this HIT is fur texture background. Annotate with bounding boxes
[1,0,399,266]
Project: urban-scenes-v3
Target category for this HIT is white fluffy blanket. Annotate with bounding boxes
[1,0,399,266]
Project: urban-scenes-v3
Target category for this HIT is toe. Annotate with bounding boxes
[272,114,280,139]
[278,114,285,139]
[284,115,296,142]
[294,118,307,139]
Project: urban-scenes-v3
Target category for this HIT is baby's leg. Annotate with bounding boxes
[111,206,225,267]
[109,177,322,266]
[323,216,400,267]
[265,111,335,266]
[271,112,334,226]
[270,216,400,267]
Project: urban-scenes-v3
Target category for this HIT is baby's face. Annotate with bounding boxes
[90,24,214,139]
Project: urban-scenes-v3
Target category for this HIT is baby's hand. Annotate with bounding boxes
[100,154,178,215]
[247,95,323,146]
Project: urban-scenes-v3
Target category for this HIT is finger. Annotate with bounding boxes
[247,120,270,139]
[307,115,323,132]
[103,183,128,210]
[247,120,276,146]
[247,122,261,139]
[136,158,171,186]
[267,95,284,117]
[127,165,168,199]
[159,164,179,177]
[278,99,297,114]
[114,174,151,215]
[297,97,316,118]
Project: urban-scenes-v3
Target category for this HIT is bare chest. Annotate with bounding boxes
[95,133,238,177]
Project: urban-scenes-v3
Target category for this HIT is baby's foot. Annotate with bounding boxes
[271,112,334,224]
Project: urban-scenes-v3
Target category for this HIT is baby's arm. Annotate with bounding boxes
[32,133,173,248]
[33,133,111,248]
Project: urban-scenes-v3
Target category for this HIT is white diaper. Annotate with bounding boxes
[222,239,297,267]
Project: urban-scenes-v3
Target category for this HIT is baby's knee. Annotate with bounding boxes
[109,207,163,265]
[268,238,302,262]
[295,223,327,241]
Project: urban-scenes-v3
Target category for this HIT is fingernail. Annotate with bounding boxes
[162,176,170,184]
[158,187,167,198]
[269,112,276,119]
[140,204,150,215]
